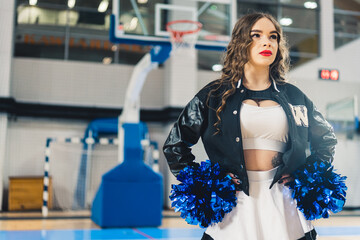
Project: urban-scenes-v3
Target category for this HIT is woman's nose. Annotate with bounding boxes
[263,39,271,47]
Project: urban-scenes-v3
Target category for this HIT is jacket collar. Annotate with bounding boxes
[237,79,280,93]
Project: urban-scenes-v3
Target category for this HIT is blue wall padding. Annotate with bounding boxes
[86,118,118,138]
[91,123,163,227]
[150,46,171,64]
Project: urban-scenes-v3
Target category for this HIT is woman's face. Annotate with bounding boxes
[246,17,279,68]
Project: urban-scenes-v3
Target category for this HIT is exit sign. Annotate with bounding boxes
[319,69,339,81]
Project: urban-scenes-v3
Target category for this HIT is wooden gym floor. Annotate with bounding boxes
[0,210,360,240]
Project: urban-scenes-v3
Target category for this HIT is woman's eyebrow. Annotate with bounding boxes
[251,29,279,34]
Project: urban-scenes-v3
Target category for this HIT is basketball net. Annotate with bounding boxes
[166,20,202,56]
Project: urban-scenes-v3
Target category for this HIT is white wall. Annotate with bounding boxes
[12,58,165,109]
[333,135,360,207]
[4,118,88,184]
[290,37,360,82]
[11,58,221,109]
[289,38,360,114]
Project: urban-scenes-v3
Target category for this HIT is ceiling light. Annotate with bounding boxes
[279,17,293,27]
[68,0,76,9]
[304,1,318,9]
[212,64,223,72]
[210,5,217,10]
[98,0,109,13]
[102,57,112,64]
[137,0,148,3]
[29,0,37,6]
[129,17,138,31]
[111,45,118,52]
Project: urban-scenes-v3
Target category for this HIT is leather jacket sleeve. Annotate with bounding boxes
[305,95,337,162]
[163,95,207,176]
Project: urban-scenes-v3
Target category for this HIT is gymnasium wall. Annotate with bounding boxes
[289,38,360,114]
[11,58,166,109]
[6,36,360,208]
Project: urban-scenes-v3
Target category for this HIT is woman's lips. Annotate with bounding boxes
[260,50,272,56]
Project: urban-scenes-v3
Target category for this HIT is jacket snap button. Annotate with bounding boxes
[240,89,244,93]
[233,110,238,115]
[236,137,240,142]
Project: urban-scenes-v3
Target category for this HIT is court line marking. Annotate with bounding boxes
[1,226,360,239]
[133,228,156,239]
[317,226,360,236]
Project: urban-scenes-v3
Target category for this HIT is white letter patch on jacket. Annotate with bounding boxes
[289,104,308,127]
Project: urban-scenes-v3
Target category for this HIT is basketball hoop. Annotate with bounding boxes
[166,20,202,52]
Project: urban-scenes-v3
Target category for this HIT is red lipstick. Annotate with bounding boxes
[259,50,272,56]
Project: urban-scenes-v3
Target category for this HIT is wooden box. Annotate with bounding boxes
[8,176,52,211]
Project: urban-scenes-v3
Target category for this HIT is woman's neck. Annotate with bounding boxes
[243,64,271,90]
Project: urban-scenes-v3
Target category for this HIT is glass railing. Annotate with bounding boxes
[15,3,148,65]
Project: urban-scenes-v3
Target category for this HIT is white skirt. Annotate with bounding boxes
[205,168,314,240]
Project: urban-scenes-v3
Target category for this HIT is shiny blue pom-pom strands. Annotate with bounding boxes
[288,156,347,220]
[169,160,237,228]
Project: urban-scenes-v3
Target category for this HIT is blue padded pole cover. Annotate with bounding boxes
[91,123,163,227]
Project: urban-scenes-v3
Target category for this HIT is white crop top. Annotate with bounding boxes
[240,103,289,153]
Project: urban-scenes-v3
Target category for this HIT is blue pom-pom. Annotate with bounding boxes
[288,155,347,220]
[169,160,237,228]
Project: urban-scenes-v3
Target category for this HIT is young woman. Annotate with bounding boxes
[163,12,337,240]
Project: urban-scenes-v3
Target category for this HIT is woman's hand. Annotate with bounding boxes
[278,174,293,185]
[228,173,241,185]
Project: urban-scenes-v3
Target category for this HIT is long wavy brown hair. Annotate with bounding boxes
[209,12,290,134]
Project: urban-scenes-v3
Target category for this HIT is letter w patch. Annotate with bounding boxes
[288,104,308,127]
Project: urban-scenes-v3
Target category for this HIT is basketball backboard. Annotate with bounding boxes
[110,0,236,51]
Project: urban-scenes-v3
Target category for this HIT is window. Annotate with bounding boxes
[14,0,324,69]
[334,0,360,49]
[14,0,148,65]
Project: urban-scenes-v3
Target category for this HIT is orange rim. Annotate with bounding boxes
[166,20,203,37]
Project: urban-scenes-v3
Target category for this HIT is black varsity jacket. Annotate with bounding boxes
[163,79,337,196]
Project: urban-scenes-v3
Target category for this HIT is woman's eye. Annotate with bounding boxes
[251,34,260,38]
[270,35,278,40]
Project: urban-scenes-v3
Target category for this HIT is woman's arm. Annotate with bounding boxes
[163,95,207,176]
[305,95,338,162]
